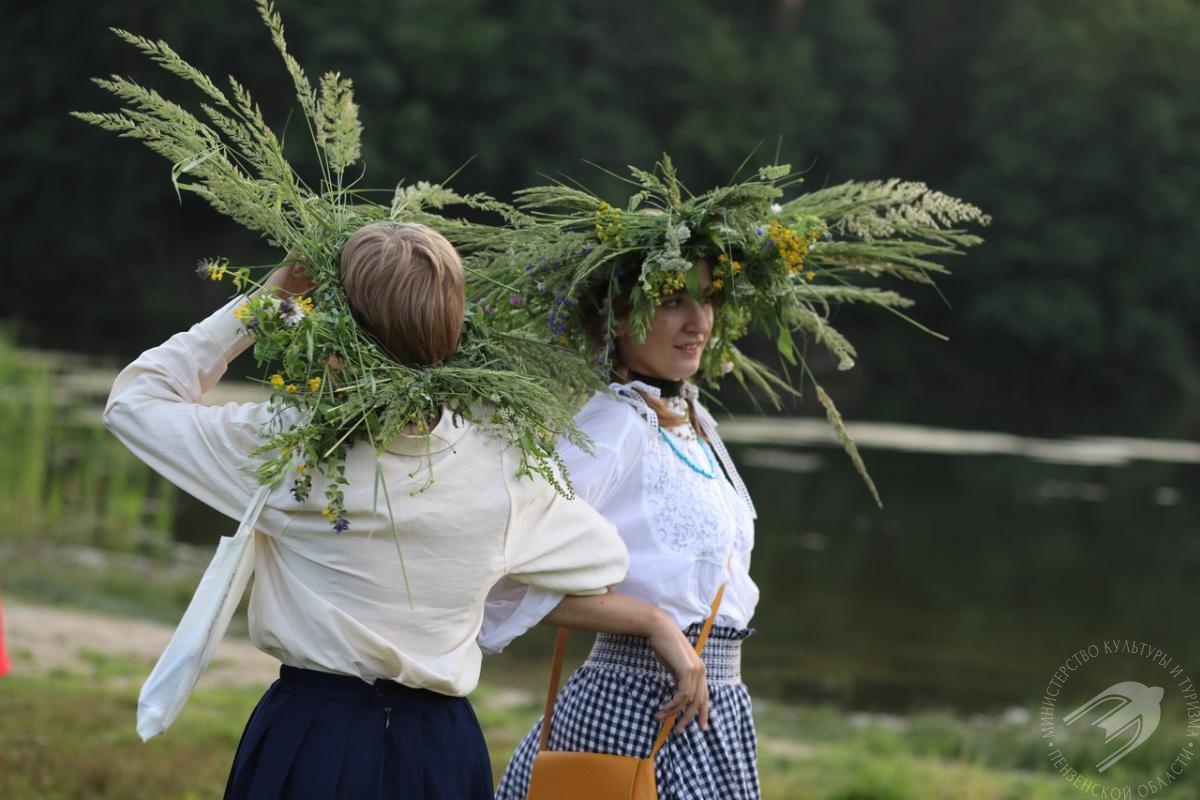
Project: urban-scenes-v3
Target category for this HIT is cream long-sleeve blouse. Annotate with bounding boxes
[103,296,629,697]
[480,381,759,652]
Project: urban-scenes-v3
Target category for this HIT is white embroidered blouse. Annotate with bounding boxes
[480,380,759,652]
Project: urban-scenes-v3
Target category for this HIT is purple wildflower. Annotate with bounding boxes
[484,304,497,314]
[333,518,350,533]
[546,310,567,336]
[581,246,592,255]
[509,294,524,306]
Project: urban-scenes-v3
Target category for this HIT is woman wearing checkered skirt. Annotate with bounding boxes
[485,260,763,799]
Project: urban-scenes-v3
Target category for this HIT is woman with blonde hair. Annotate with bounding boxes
[79,17,719,796]
[106,222,707,799]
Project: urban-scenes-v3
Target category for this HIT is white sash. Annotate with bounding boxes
[136,485,271,741]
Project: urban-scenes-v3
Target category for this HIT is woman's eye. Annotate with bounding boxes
[662,297,682,308]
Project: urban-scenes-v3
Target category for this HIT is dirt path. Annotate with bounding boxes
[4,600,805,759]
[4,600,279,688]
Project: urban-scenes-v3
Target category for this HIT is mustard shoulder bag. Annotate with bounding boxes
[526,585,726,800]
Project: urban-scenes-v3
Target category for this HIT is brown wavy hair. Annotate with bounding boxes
[579,258,702,436]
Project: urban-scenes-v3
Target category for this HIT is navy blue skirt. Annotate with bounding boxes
[224,665,493,799]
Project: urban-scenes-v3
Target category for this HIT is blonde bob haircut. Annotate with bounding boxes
[339,222,465,366]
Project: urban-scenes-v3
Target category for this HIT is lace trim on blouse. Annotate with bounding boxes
[610,380,758,520]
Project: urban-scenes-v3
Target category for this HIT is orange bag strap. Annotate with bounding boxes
[537,626,571,752]
[537,583,727,755]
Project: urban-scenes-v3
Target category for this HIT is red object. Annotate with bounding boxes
[0,593,10,678]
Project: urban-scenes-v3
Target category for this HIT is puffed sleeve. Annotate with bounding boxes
[559,397,646,509]
[102,296,282,522]
[478,396,644,653]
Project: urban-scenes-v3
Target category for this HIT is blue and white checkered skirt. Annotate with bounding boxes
[495,624,760,800]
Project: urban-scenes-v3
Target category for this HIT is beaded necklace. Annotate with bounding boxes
[658,427,716,479]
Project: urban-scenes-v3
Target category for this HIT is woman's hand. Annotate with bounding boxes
[256,262,314,298]
[646,614,710,732]
[542,592,710,733]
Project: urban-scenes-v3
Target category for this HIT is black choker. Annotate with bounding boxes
[627,370,684,398]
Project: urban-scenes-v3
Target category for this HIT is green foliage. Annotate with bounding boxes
[956,0,1200,393]
[0,333,175,547]
[4,0,1198,402]
[471,158,986,504]
[72,3,613,540]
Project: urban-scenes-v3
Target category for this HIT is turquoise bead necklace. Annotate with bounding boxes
[658,427,716,479]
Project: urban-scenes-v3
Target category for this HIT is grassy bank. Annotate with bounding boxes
[1,664,1098,800]
[6,553,1189,799]
[0,335,175,550]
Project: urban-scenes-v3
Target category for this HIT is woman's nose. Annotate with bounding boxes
[683,297,712,333]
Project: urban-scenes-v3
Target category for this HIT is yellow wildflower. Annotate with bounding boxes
[297,464,306,474]
[269,373,285,388]
[712,278,724,291]
[233,302,251,321]
[285,384,298,394]
[806,271,815,281]
[297,296,315,313]
[308,376,322,392]
[320,506,332,518]
[731,261,742,273]
[593,201,624,245]
[768,220,809,273]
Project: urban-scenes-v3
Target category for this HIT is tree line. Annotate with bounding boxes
[5,0,1198,405]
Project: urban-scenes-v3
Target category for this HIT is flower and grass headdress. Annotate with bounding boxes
[73,0,599,551]
[468,156,991,505]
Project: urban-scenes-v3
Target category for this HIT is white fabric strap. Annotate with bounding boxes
[136,484,271,741]
[610,380,663,434]
[680,383,757,519]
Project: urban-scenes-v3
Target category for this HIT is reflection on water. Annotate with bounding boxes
[720,417,1200,466]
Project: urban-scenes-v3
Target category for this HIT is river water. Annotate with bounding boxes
[726,419,1199,713]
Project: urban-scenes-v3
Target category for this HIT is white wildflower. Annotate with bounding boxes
[281,299,306,327]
